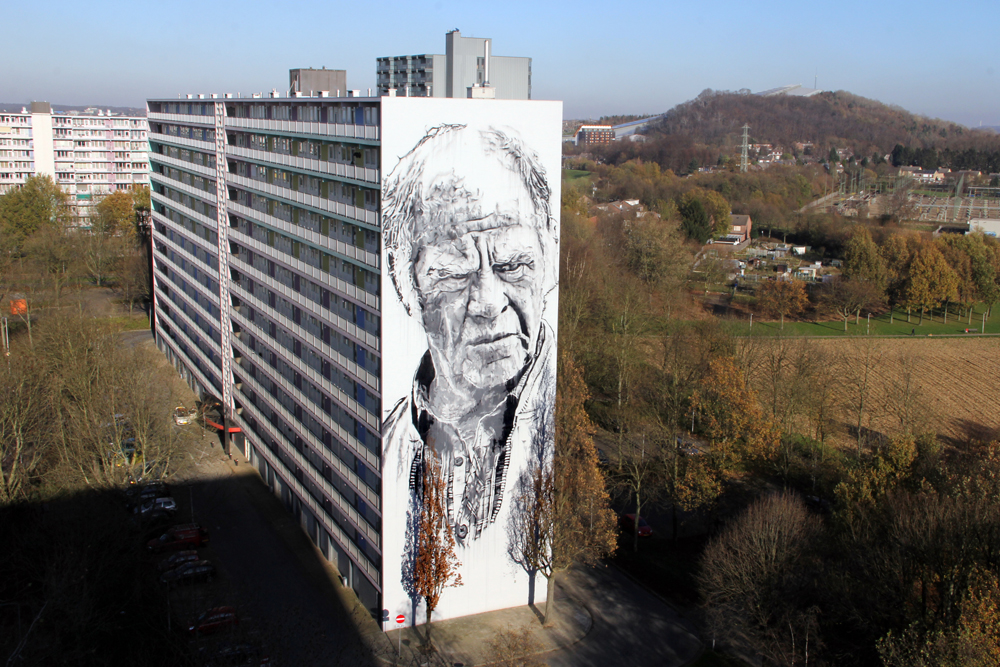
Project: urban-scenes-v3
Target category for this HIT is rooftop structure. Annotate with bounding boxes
[376,30,531,100]
[289,68,347,97]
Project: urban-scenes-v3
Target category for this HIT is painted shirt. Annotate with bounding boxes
[383,323,555,546]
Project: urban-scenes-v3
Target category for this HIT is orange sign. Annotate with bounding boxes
[9,299,26,316]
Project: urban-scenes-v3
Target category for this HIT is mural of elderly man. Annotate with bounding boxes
[382,121,559,615]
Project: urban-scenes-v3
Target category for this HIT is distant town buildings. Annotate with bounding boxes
[0,101,149,224]
[575,125,614,146]
[376,30,531,99]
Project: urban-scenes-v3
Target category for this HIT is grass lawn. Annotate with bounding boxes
[97,315,151,331]
[738,306,1000,337]
[563,168,594,183]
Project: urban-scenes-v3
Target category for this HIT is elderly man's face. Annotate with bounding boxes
[413,178,547,391]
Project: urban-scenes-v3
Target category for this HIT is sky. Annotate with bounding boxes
[3,0,999,127]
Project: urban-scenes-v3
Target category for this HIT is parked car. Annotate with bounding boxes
[619,513,653,537]
[188,606,238,636]
[127,488,172,512]
[136,508,174,528]
[160,560,215,587]
[200,643,270,666]
[158,550,199,572]
[147,524,209,553]
[134,496,177,516]
[127,481,169,499]
[174,405,198,426]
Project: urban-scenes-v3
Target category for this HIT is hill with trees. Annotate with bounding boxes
[589,89,1000,174]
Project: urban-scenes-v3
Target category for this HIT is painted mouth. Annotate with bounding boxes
[469,332,527,347]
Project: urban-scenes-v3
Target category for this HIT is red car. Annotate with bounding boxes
[147,524,209,552]
[188,606,238,636]
[620,513,653,537]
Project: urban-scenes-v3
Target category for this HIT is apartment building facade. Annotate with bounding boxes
[147,91,561,623]
[575,125,615,146]
[376,30,531,100]
[0,101,149,223]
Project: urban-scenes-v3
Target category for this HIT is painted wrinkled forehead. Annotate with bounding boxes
[411,159,542,248]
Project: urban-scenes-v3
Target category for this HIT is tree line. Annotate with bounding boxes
[557,167,1000,665]
[568,155,835,244]
[835,226,1000,325]
[0,175,152,337]
[891,143,1000,176]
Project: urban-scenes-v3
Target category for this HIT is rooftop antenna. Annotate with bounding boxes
[740,124,750,173]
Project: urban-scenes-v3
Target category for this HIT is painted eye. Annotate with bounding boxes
[494,262,531,281]
[432,271,471,292]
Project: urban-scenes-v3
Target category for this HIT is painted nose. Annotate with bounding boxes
[467,238,507,320]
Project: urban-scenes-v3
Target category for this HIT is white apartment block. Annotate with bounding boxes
[0,101,150,224]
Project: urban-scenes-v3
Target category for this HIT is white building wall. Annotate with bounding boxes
[488,56,532,100]
[379,97,561,623]
[31,109,55,178]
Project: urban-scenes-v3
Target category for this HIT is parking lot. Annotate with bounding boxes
[135,424,395,666]
[124,328,394,666]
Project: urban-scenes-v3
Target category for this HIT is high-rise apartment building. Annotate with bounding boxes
[0,101,150,223]
[376,30,531,100]
[147,88,561,624]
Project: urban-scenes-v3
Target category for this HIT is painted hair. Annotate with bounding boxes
[382,124,556,315]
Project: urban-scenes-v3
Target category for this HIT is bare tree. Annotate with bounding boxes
[698,492,820,665]
[0,345,49,501]
[885,347,927,437]
[507,354,616,625]
[616,424,666,553]
[114,247,150,318]
[839,335,886,457]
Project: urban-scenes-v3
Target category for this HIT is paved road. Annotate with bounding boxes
[542,565,701,667]
[118,329,153,348]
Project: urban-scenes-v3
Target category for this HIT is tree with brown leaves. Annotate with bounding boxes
[413,448,462,646]
[690,356,780,468]
[756,279,809,330]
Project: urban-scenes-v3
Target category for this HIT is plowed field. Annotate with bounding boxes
[763,337,1000,447]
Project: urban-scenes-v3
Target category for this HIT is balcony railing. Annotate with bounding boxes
[226,144,378,185]
[232,409,381,588]
[228,254,379,352]
[227,199,378,269]
[225,117,379,142]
